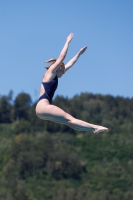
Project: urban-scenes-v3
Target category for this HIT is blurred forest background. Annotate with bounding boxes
[0,91,133,200]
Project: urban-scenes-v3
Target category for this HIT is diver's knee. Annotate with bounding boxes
[65,113,76,125]
[65,113,73,120]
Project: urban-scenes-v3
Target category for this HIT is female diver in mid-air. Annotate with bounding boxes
[36,33,108,134]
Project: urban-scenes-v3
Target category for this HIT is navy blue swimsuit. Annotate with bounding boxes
[38,76,58,104]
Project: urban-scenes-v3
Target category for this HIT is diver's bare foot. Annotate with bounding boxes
[93,126,108,134]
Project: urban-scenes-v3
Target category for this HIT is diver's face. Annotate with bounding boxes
[56,64,65,78]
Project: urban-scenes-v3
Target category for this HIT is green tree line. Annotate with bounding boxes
[0,91,133,200]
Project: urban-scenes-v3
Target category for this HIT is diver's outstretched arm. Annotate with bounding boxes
[65,46,87,72]
[50,33,74,73]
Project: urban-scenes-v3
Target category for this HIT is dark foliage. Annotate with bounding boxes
[0,92,133,200]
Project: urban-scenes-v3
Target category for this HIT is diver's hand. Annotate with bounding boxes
[79,46,88,55]
[66,33,74,43]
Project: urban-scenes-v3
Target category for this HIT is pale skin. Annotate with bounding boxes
[36,33,108,134]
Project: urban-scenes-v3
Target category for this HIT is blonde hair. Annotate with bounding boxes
[43,58,65,70]
[43,58,56,70]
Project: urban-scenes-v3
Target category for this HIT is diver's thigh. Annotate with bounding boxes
[41,104,73,123]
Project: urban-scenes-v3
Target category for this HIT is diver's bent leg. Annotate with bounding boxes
[37,104,108,133]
